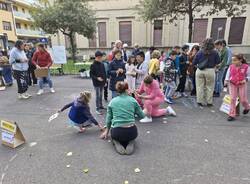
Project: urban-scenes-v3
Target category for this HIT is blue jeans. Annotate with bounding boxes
[95,87,103,110]
[38,71,53,89]
[215,69,225,94]
[111,91,117,98]
[165,81,176,99]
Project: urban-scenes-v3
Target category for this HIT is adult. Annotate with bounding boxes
[0,51,13,86]
[32,43,55,95]
[108,49,126,98]
[24,43,37,86]
[193,38,220,107]
[134,51,148,89]
[136,75,176,123]
[214,39,229,97]
[222,39,233,86]
[9,40,31,99]
[187,45,200,96]
[107,40,123,62]
[100,82,145,155]
[173,46,181,82]
[145,46,155,66]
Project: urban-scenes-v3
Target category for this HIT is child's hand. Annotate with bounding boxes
[240,80,246,84]
[57,110,62,113]
[98,124,105,131]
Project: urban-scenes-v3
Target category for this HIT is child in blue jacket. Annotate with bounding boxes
[59,91,103,133]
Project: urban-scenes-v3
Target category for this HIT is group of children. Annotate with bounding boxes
[58,42,250,135]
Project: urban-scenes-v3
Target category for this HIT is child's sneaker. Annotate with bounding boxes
[227,116,235,121]
[50,88,55,93]
[166,106,176,116]
[165,97,173,104]
[243,109,250,115]
[182,92,188,97]
[96,110,103,115]
[37,89,44,95]
[140,116,152,123]
[18,93,29,99]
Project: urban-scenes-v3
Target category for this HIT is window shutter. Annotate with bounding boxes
[119,21,132,46]
[89,33,97,48]
[98,22,107,47]
[228,17,246,44]
[153,20,163,46]
[193,19,208,43]
[210,18,227,40]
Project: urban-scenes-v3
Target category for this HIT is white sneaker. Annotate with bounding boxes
[50,88,55,93]
[140,116,152,123]
[166,106,177,116]
[182,92,188,97]
[37,89,44,95]
[18,94,29,99]
[24,93,32,98]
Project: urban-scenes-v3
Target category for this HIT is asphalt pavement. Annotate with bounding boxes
[0,76,250,184]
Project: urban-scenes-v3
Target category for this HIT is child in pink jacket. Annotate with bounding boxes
[136,75,176,123]
[225,54,250,121]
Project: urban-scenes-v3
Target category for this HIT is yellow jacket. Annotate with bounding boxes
[149,58,160,75]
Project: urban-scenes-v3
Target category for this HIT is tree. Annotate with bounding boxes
[31,0,96,62]
[138,0,250,42]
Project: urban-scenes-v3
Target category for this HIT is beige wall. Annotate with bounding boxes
[51,0,250,56]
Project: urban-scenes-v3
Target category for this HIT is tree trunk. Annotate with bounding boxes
[69,33,76,62]
[188,0,193,43]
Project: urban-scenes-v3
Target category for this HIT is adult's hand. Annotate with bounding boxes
[100,129,109,139]
[36,65,41,69]
[97,77,104,82]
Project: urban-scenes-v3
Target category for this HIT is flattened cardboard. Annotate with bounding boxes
[1,120,25,148]
[34,68,49,78]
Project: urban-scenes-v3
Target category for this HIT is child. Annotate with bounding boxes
[175,45,189,98]
[160,51,177,104]
[125,55,137,91]
[102,52,109,101]
[59,91,103,132]
[90,51,107,115]
[225,54,250,121]
[148,50,161,79]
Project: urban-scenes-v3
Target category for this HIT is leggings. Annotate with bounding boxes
[13,70,29,94]
[111,125,138,148]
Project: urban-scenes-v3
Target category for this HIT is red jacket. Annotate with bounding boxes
[32,50,53,67]
[229,64,248,86]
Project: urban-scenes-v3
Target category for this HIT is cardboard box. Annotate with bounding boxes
[1,120,25,148]
[34,68,49,78]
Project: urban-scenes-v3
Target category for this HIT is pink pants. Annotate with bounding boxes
[229,83,250,117]
[136,97,166,117]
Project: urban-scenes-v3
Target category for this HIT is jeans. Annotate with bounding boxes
[215,69,225,94]
[2,66,13,85]
[111,91,117,98]
[13,70,29,94]
[176,74,186,93]
[104,81,108,100]
[95,86,103,110]
[38,71,53,89]
[165,81,176,99]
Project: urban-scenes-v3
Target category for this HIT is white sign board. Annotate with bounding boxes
[50,46,67,64]
[1,130,14,144]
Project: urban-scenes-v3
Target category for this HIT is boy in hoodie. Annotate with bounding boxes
[90,51,107,115]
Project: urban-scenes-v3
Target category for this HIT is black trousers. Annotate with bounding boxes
[13,70,29,94]
[176,75,186,93]
[111,125,138,148]
[104,81,108,100]
[28,64,37,86]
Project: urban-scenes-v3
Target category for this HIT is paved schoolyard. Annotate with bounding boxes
[0,76,250,184]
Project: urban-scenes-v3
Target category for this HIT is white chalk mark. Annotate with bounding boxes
[204,139,209,143]
[146,131,150,134]
[163,117,167,120]
[211,110,215,113]
[163,121,168,124]
[241,178,250,181]
[9,154,17,162]
[0,173,5,184]
[29,142,37,147]
[3,165,8,172]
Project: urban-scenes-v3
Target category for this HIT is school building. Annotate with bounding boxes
[50,0,250,59]
[0,0,48,50]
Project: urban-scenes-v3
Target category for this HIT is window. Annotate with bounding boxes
[228,17,246,44]
[22,8,25,13]
[24,24,28,29]
[153,20,163,46]
[2,21,12,31]
[30,25,35,30]
[0,2,8,11]
[13,6,18,11]
[210,18,227,40]
[193,19,208,43]
[16,23,21,29]
[98,22,107,47]
[119,21,132,46]
[89,34,97,48]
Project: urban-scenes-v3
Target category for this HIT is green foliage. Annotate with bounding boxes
[138,0,249,42]
[31,0,96,61]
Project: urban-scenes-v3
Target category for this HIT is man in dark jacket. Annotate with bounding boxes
[90,51,107,115]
